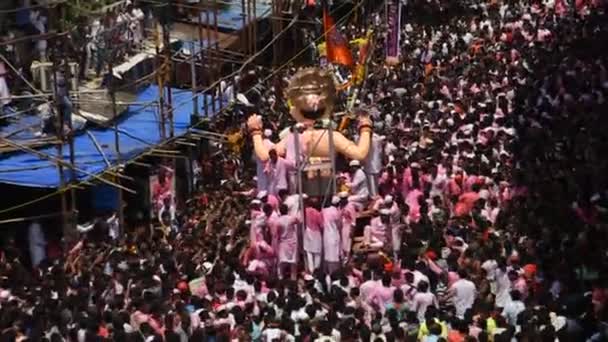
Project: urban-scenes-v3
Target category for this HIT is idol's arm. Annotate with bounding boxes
[248,114,287,161]
[333,117,373,160]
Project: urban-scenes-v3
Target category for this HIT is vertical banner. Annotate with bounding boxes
[385,0,401,65]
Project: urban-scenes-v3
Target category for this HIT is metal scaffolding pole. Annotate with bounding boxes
[292,124,306,233]
[252,0,257,55]
[198,6,209,117]
[108,62,125,234]
[190,41,199,118]
[212,0,219,113]
[272,0,280,66]
[51,51,69,237]
[155,26,167,139]
[241,0,247,54]
[162,23,174,138]
[249,0,255,56]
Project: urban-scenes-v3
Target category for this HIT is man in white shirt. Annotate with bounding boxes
[348,160,370,210]
[28,221,46,268]
[364,128,386,197]
[449,270,477,318]
[265,148,293,196]
[256,131,275,191]
[30,9,48,61]
[502,290,525,326]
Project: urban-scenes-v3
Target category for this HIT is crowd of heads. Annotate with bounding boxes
[2,0,608,341]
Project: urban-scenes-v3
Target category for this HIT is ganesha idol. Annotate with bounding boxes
[247,68,373,197]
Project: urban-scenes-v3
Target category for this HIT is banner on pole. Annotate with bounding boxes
[385,0,401,64]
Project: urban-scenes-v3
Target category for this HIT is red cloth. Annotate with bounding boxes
[454,192,480,217]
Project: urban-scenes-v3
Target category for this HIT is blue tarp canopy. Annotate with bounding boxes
[0,109,44,141]
[0,85,221,188]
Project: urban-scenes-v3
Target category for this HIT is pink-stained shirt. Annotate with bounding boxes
[555,0,568,16]
[401,167,414,198]
[454,192,480,217]
[448,178,464,197]
[265,194,280,212]
[369,285,396,309]
[513,276,529,300]
[130,311,149,331]
[340,202,357,253]
[360,280,380,303]
[249,210,265,246]
[405,189,423,223]
[274,214,299,263]
[464,175,478,192]
[303,207,324,253]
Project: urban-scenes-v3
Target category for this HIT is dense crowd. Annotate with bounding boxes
[2,0,608,341]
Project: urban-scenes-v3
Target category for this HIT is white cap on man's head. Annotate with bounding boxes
[257,191,268,199]
[349,160,361,167]
[338,191,349,199]
[331,196,340,205]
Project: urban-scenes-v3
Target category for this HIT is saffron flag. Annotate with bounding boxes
[323,7,354,67]
[353,31,373,85]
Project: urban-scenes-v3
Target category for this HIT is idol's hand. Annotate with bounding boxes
[357,115,373,130]
[247,114,263,132]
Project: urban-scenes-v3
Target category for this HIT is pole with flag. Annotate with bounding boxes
[385,0,401,65]
[322,0,354,67]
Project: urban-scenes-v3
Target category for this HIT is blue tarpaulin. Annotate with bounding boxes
[0,85,221,188]
[0,110,44,141]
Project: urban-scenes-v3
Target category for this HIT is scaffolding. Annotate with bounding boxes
[0,0,357,231]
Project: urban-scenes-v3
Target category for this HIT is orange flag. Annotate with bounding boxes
[323,7,354,67]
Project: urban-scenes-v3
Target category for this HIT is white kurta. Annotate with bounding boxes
[0,62,10,106]
[364,133,385,175]
[0,76,10,106]
[349,168,369,209]
[284,194,302,217]
[28,222,46,267]
[340,203,357,254]
[322,206,342,263]
[364,217,388,249]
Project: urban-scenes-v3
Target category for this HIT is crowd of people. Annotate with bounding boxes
[2,0,608,341]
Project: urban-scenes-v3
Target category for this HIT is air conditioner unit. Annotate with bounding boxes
[31,61,79,93]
